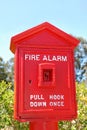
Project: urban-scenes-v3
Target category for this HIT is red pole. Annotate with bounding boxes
[29,121,58,130]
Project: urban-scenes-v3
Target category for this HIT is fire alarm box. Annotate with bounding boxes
[10,22,80,122]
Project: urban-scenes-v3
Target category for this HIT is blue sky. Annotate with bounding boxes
[0,0,87,61]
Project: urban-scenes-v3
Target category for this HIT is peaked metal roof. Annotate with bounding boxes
[10,22,80,53]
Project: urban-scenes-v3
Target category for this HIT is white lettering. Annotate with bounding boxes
[25,54,40,61]
[32,55,36,60]
[36,55,40,61]
[30,95,44,100]
[25,54,67,62]
[57,56,61,61]
[52,56,57,61]
[62,56,67,61]
[43,55,67,62]
[30,102,47,107]
[49,95,64,100]
[49,101,64,107]
[43,55,48,61]
[25,54,29,60]
[48,55,52,61]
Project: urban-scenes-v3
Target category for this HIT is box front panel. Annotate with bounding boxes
[19,48,77,120]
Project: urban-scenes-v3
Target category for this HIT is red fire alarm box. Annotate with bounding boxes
[10,22,80,122]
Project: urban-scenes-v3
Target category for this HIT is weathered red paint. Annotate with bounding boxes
[10,22,80,123]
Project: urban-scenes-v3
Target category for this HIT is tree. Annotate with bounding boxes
[75,37,87,83]
[0,57,7,82]
[0,81,13,128]
[5,58,14,84]
[59,82,87,129]
[0,81,29,129]
[0,57,14,84]
[0,81,87,129]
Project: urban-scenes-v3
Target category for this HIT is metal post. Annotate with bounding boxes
[29,121,58,130]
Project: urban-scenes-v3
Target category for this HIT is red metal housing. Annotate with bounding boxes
[10,22,80,122]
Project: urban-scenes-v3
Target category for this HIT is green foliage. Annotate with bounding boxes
[59,82,87,130]
[0,81,28,129]
[5,58,14,84]
[76,82,87,129]
[0,58,7,82]
[0,81,87,129]
[0,81,13,128]
[0,57,14,85]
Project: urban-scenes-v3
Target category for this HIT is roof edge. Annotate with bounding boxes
[10,22,80,53]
